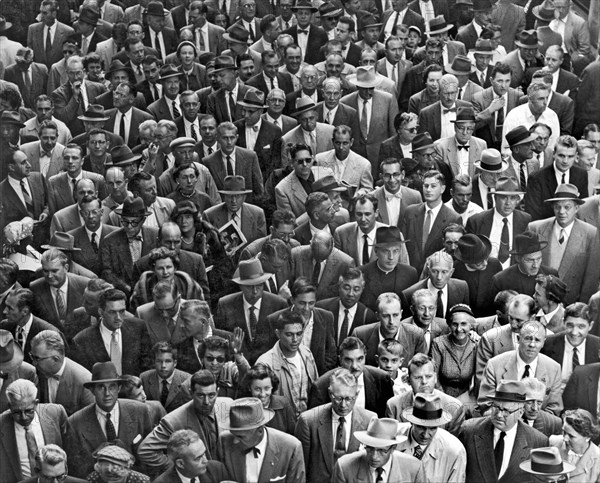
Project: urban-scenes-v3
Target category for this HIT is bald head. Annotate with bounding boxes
[159,222,182,251]
[311,231,334,262]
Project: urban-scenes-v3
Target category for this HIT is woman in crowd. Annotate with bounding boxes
[119,375,166,426]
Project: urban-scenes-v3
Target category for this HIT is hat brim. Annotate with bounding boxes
[83,377,123,389]
[145,8,170,17]
[321,8,344,17]
[470,49,494,56]
[237,101,267,109]
[0,342,24,373]
[544,196,586,204]
[361,22,383,29]
[291,6,318,11]
[428,24,453,35]
[374,239,408,247]
[78,115,110,121]
[454,237,492,265]
[509,133,537,146]
[291,105,318,117]
[514,40,542,48]
[223,33,249,44]
[158,72,185,81]
[354,431,407,448]
[114,207,152,216]
[445,64,476,75]
[0,21,13,31]
[212,65,239,73]
[508,241,548,255]
[231,273,273,285]
[218,189,253,195]
[519,459,576,476]
[112,154,142,166]
[76,17,100,27]
[474,160,510,173]
[494,189,526,196]
[411,144,435,153]
[488,394,526,402]
[219,407,276,430]
[1,119,25,128]
[40,244,81,252]
[402,408,453,427]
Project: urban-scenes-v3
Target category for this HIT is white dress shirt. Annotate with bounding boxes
[516,353,539,380]
[370,456,393,482]
[15,416,45,478]
[494,423,518,478]
[245,119,262,151]
[96,402,120,438]
[424,201,444,236]
[222,149,236,174]
[552,219,574,245]
[562,337,586,383]
[245,427,268,483]
[149,27,166,58]
[337,302,357,342]
[440,103,457,138]
[323,105,339,125]
[166,95,182,120]
[489,210,514,268]
[52,280,69,320]
[384,8,408,40]
[184,117,200,139]
[549,15,567,49]
[99,322,122,363]
[297,25,310,60]
[47,358,66,403]
[384,188,402,225]
[302,311,315,349]
[427,280,448,317]
[355,372,365,408]
[357,226,377,263]
[332,409,352,451]
[554,163,570,185]
[44,23,57,47]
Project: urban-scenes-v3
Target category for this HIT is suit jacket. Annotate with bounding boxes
[281,123,335,167]
[502,49,544,89]
[30,273,89,333]
[577,194,600,230]
[316,102,358,129]
[207,83,251,124]
[563,11,592,60]
[315,297,377,345]
[527,217,600,304]
[478,350,563,414]
[67,223,118,274]
[47,170,107,215]
[285,89,325,116]
[3,63,48,108]
[274,168,320,219]
[140,368,191,413]
[358,260,419,312]
[50,80,107,136]
[202,146,264,199]
[283,24,328,65]
[135,301,177,346]
[541,333,600,368]
[574,60,600,132]
[202,202,267,245]
[294,403,376,482]
[0,360,36,414]
[401,278,470,315]
[314,150,373,192]
[73,31,107,55]
[459,417,548,483]
[434,135,487,178]
[372,185,422,229]
[20,141,64,179]
[0,404,73,483]
[50,204,81,237]
[309,365,394,417]
[472,86,522,149]
[563,362,600,418]
[100,226,159,293]
[531,409,563,437]
[219,427,305,483]
[417,100,473,142]
[147,96,180,122]
[261,112,297,135]
[233,118,282,176]
[469,65,494,89]
[291,246,356,301]
[27,21,75,68]
[456,22,479,51]
[104,107,153,148]
[67,399,152,477]
[379,8,426,42]
[400,202,462,272]
[94,38,121,72]
[71,318,152,375]
[142,26,178,56]
[475,324,515,383]
[0,317,62,366]
[332,221,386,266]
[246,71,296,98]
[332,448,424,483]
[153,461,230,483]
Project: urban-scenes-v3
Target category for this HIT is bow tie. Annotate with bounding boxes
[443,108,456,114]
[298,29,309,35]
[386,193,402,201]
[41,150,52,157]
[457,144,469,151]
[47,374,61,381]
[244,446,261,458]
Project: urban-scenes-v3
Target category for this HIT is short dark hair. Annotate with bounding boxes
[423,63,443,84]
[564,302,591,324]
[491,62,512,78]
[337,16,355,32]
[260,14,277,33]
[198,336,230,359]
[275,310,304,331]
[173,162,199,179]
[422,169,446,185]
[289,142,312,160]
[354,192,378,211]
[189,370,216,392]
[407,353,435,376]
[98,288,127,309]
[379,157,403,173]
[128,171,153,194]
[338,336,366,356]
[305,192,329,218]
[271,209,296,229]
[153,341,178,361]
[290,277,316,298]
[7,288,34,310]
[119,375,142,398]
[242,364,280,394]
[0,258,19,289]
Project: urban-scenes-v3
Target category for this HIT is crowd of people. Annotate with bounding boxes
[1,0,600,481]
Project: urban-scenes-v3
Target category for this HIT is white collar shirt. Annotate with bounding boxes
[511,156,531,186]
[424,201,443,235]
[81,32,94,55]
[245,428,268,483]
[384,188,402,226]
[440,102,456,138]
[47,358,66,403]
[166,95,182,120]
[370,456,393,482]
[165,152,175,171]
[16,314,33,350]
[265,112,282,128]
[554,163,570,185]
[549,15,568,49]
[195,25,208,51]
[53,279,69,320]
[245,118,262,151]
[562,337,586,383]
[15,415,45,478]
[85,225,102,245]
[337,302,357,341]
[192,327,213,363]
[357,225,377,264]
[175,470,196,483]
[444,199,483,224]
[243,297,263,338]
[427,279,448,319]
[384,7,407,40]
[38,146,53,177]
[296,25,310,60]
[553,219,574,245]
[419,0,435,27]
[99,321,122,362]
[473,20,483,37]
[494,423,518,479]
[355,372,365,409]
[332,408,352,451]
[263,72,278,92]
[385,59,399,83]
[516,352,539,380]
[302,127,317,149]
[309,222,331,237]
[8,175,29,207]
[96,402,120,438]
[184,117,200,140]
[144,200,162,229]
[44,23,57,46]
[323,105,339,126]
[332,154,347,181]
[301,311,314,350]
[222,149,236,175]
[537,304,561,328]
[455,136,471,175]
[149,27,166,58]
[490,210,514,268]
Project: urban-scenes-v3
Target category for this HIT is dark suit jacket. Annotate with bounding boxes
[541,333,600,367]
[67,223,118,274]
[417,100,473,141]
[67,399,152,477]
[246,71,296,97]
[316,102,357,129]
[472,86,522,149]
[153,462,230,483]
[147,96,179,122]
[359,261,419,312]
[50,80,107,136]
[459,417,549,483]
[202,146,264,199]
[0,316,62,365]
[71,318,152,375]
[207,83,251,124]
[142,26,178,55]
[104,107,153,148]
[233,118,282,177]
[315,297,377,345]
[456,22,479,52]
[172,329,232,374]
[136,79,161,106]
[379,8,426,43]
[377,134,408,164]
[29,273,89,333]
[401,278,470,315]
[202,202,267,245]
[283,24,328,65]
[27,21,75,68]
[524,165,589,220]
[3,63,48,109]
[563,362,600,419]
[469,65,494,89]
[309,365,394,417]
[47,170,107,215]
[400,203,462,272]
[140,368,191,413]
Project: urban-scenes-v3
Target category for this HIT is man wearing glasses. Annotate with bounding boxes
[19,444,85,483]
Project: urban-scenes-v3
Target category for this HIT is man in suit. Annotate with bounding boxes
[284,64,325,116]
[67,361,153,477]
[20,95,72,148]
[27,0,75,68]
[527,183,600,305]
[532,274,568,333]
[446,54,483,105]
[284,0,328,65]
[239,208,300,261]
[502,30,544,89]
[521,377,563,437]
[374,33,412,97]
[295,367,377,482]
[341,66,398,177]
[3,48,48,109]
[202,175,267,246]
[552,0,593,75]
[135,281,183,346]
[100,197,159,295]
[309,336,394,417]
[412,15,467,63]
[20,124,65,180]
[187,2,226,55]
[147,64,184,122]
[207,55,251,124]
[246,50,296,98]
[538,45,580,100]
[401,38,444,109]
[456,0,492,51]
[50,178,99,236]
[30,329,95,416]
[0,379,75,483]
[380,0,425,41]
[72,6,108,55]
[459,379,549,483]
[17,444,86,483]
[315,78,357,129]
[262,88,298,135]
[503,126,541,196]
[563,361,600,419]
[469,39,494,90]
[142,1,178,61]
[104,82,153,149]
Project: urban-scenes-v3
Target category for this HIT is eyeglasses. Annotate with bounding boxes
[204,355,226,363]
[382,172,402,180]
[491,404,521,417]
[330,394,357,404]
[10,407,36,417]
[121,218,144,227]
[29,353,54,364]
[455,125,475,133]
[274,230,295,240]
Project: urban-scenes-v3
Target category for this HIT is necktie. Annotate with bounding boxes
[55,289,66,320]
[91,232,98,253]
[228,92,236,121]
[190,123,198,141]
[172,100,181,119]
[155,32,164,59]
[391,63,397,84]
[498,218,510,263]
[312,260,321,286]
[522,364,531,379]
[248,22,255,41]
[45,26,52,59]
[119,113,127,144]
[270,77,275,90]
[519,162,527,191]
[298,29,309,35]
[152,83,159,102]
[458,87,463,99]
[226,155,234,175]
[198,28,206,50]
[16,325,25,348]
[24,425,38,475]
[480,71,485,85]
[268,277,277,294]
[339,309,350,344]
[495,431,506,475]
[105,412,117,441]
[310,131,316,155]
[362,234,370,265]
[436,290,444,318]
[23,70,32,104]
[208,146,214,155]
[110,331,122,374]
[413,445,424,460]
[572,346,580,368]
[244,446,261,457]
[326,110,331,124]
[231,213,238,225]
[137,65,143,79]
[495,103,504,142]
[360,99,369,139]
[422,209,432,250]
[248,306,258,340]
[81,36,89,55]
[443,108,456,114]
[20,180,34,216]
[392,10,400,30]
[558,228,565,244]
[334,416,346,458]
[160,379,169,406]
[285,21,290,29]
[129,236,142,262]
[221,0,227,15]
[561,173,566,184]
[487,191,494,209]
[457,144,469,151]
[71,178,77,200]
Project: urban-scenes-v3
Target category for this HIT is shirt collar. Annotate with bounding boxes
[85,225,103,239]
[339,301,358,317]
[243,297,263,312]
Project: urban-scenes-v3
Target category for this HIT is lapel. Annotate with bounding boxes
[146,371,160,400]
[433,103,441,140]
[118,403,137,441]
[425,205,449,253]
[445,140,460,176]
[349,408,370,452]
[241,204,253,238]
[78,405,106,450]
[316,404,334,472]
[57,173,75,207]
[503,422,532,480]
[0,417,21,479]
[475,419,497,481]
[586,367,599,412]
[355,453,372,482]
[257,428,281,482]
[3,178,28,212]
[559,220,583,274]
[40,282,60,322]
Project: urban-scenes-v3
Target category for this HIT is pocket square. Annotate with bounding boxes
[270,476,286,482]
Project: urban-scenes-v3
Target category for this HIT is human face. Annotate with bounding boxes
[518,251,542,276]
[200,118,218,145]
[422,176,444,204]
[267,92,286,115]
[334,21,351,44]
[127,22,144,40]
[238,60,255,82]
[577,147,596,171]
[585,131,600,152]
[440,83,458,108]
[179,45,196,67]
[36,100,54,122]
[242,106,262,127]
[443,231,462,254]
[354,200,377,235]
[409,361,436,394]
[385,39,403,64]
[449,312,472,343]
[411,424,438,446]
[276,323,304,355]
[533,283,550,312]
[137,178,157,207]
[99,299,127,332]
[270,222,295,244]
[553,200,578,227]
[191,383,218,415]
[109,70,130,89]
[176,167,197,194]
[217,68,238,90]
[362,26,380,45]
[285,47,303,72]
[3,294,29,326]
[106,169,127,195]
[517,323,546,363]
[532,127,550,153]
[564,315,591,347]
[87,126,109,155]
[147,13,166,31]
[454,121,475,144]
[381,162,403,193]
[292,149,314,179]
[154,292,179,320]
[529,88,549,116]
[562,421,588,454]
[339,348,365,378]
[398,119,418,144]
[37,461,68,483]
[554,144,577,173]
[329,381,358,417]
[154,257,176,282]
[181,94,200,121]
[0,122,19,142]
[365,445,394,468]
[474,53,492,71]
[163,77,181,99]
[508,303,531,332]
[95,460,129,483]
[127,40,145,66]
[425,71,442,96]
[378,299,403,338]
[451,182,473,211]
[63,147,83,177]
[42,258,68,288]
[203,349,227,377]
[407,30,420,48]
[412,295,436,327]
[250,377,273,407]
[554,0,570,18]
[424,45,442,64]
[495,193,520,217]
[524,398,543,421]
[374,245,402,271]
[295,8,313,27]
[491,72,511,97]
[29,343,63,376]
[325,56,344,78]
[39,3,57,25]
[223,193,245,213]
[86,61,103,82]
[392,0,408,11]
[240,283,264,306]
[9,395,37,427]
[544,48,562,74]
[8,151,31,180]
[330,130,352,159]
[143,62,160,83]
[177,440,208,478]
[80,200,102,231]
[154,351,177,380]
[292,292,316,322]
[490,401,523,431]
[338,276,364,309]
[218,128,238,154]
[66,61,85,84]
[300,67,319,91]
[180,309,211,340]
[377,349,402,377]
[92,381,120,412]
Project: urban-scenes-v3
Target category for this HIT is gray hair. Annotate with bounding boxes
[322,77,342,90]
[6,379,38,404]
[35,444,67,469]
[375,292,401,311]
[411,288,436,306]
[31,330,65,355]
[167,429,202,460]
[439,73,458,90]
[328,367,358,390]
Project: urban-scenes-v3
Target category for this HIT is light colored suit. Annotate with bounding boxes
[274,168,321,219]
[332,449,424,483]
[375,57,412,95]
[372,185,423,227]
[20,116,72,147]
[20,141,65,179]
[459,79,483,104]
[47,170,106,215]
[50,204,81,236]
[99,2,125,24]
[281,123,335,168]
[577,195,600,230]
[94,38,120,70]
[27,21,75,68]
[434,135,487,178]
[475,324,515,383]
[563,11,592,63]
[314,149,374,192]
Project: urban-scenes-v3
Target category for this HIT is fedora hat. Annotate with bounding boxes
[509,231,548,255]
[351,66,378,88]
[238,88,267,110]
[232,258,273,285]
[78,104,110,122]
[219,397,275,430]
[354,417,407,448]
[450,106,477,123]
[515,29,541,48]
[312,175,346,193]
[41,232,82,252]
[520,447,576,476]
[454,234,492,265]
[105,59,134,80]
[145,1,170,17]
[158,63,184,81]
[212,55,238,73]
[83,362,123,388]
[77,6,100,26]
[427,16,453,35]
[291,0,318,12]
[223,23,251,44]
[545,183,585,204]
[374,226,407,247]
[474,148,509,173]
[470,38,494,55]
[114,197,151,217]
[360,14,383,29]
[402,393,453,427]
[319,2,343,18]
[493,176,525,196]
[489,379,527,402]
[472,0,493,11]
[0,16,13,33]
[0,330,24,373]
[291,97,318,117]
[218,175,252,195]
[445,54,476,75]
[0,111,25,128]
[506,126,537,148]
[532,1,555,22]
[110,145,142,166]
[411,132,435,152]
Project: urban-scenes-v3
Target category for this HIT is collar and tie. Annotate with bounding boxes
[522,364,531,379]
[334,416,347,459]
[498,217,510,263]
[443,107,456,114]
[572,346,580,367]
[298,29,309,35]
[457,144,469,150]
[172,100,181,119]
[91,232,98,253]
[244,446,261,458]
[105,412,117,440]
[413,445,424,460]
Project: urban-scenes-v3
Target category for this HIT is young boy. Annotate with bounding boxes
[376,338,410,396]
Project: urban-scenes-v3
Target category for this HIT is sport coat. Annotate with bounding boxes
[104,107,153,148]
[332,448,424,483]
[456,22,479,51]
[147,96,179,122]
[502,49,529,89]
[50,204,81,236]
[459,417,549,483]
[332,221,388,266]
[67,223,118,274]
[94,38,120,72]
[315,297,377,345]
[527,217,600,304]
[372,185,422,228]
[27,21,75,68]
[577,194,600,230]
[246,71,296,97]
[47,170,107,215]
[458,79,483,104]
[417,100,473,141]
[530,410,563,437]
[207,83,251,124]
[135,301,177,346]
[472,86,522,148]
[469,65,494,89]
[541,333,600,368]
[400,202,462,272]
[434,134,487,178]
[309,365,394,417]
[478,350,563,414]
[68,399,152,477]
[316,102,357,128]
[563,11,592,61]
[4,63,48,108]
[140,368,191,413]
[574,60,600,134]
[202,202,267,245]
[314,150,374,192]
[285,89,325,116]
[233,118,282,177]
[475,324,516,384]
[283,24,328,65]
[563,362,600,418]
[0,360,36,413]
[291,246,356,301]
[50,80,107,136]
[0,316,62,366]
[401,278,470,315]
[281,123,335,167]
[142,26,178,56]
[261,112,297,135]
[172,329,233,375]
[294,403,376,482]
[274,168,318,218]
[20,140,65,179]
